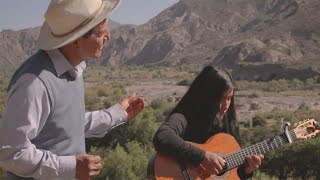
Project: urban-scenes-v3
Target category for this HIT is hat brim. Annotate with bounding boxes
[38,0,121,50]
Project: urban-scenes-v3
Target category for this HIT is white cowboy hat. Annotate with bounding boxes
[38,0,121,50]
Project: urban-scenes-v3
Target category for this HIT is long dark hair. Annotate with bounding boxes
[171,66,240,142]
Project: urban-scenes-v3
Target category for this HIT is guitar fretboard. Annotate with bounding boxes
[221,130,297,173]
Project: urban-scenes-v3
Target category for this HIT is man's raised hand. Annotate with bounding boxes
[121,93,144,121]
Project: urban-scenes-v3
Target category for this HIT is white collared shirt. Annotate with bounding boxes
[0,49,127,179]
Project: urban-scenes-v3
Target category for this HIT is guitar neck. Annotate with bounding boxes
[222,129,297,172]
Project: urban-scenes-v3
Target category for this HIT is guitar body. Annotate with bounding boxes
[147,119,320,179]
[147,133,241,180]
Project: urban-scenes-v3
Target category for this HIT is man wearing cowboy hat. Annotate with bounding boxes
[0,0,144,179]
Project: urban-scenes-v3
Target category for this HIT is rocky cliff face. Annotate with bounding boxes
[0,28,39,67]
[210,0,320,80]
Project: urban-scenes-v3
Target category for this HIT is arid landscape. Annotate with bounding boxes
[126,79,320,122]
[1,0,320,81]
[0,0,320,179]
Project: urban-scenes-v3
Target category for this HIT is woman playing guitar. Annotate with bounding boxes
[152,66,264,180]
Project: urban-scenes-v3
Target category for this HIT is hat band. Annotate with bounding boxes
[51,1,105,38]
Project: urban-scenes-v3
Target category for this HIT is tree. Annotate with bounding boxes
[95,141,154,180]
[261,137,320,179]
[86,107,159,151]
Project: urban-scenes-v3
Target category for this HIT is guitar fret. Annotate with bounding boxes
[235,152,239,165]
[251,145,255,155]
[290,130,297,140]
[257,143,262,154]
[257,144,261,154]
[274,137,278,148]
[270,138,274,150]
[278,136,282,146]
[264,140,269,152]
[260,142,265,154]
[248,145,253,155]
[275,137,280,147]
[229,154,234,169]
[224,156,231,170]
[279,136,283,145]
[231,156,236,168]
[279,136,284,145]
[224,130,297,172]
[227,156,233,169]
[228,134,289,169]
[258,142,264,154]
[262,141,267,153]
[227,156,232,169]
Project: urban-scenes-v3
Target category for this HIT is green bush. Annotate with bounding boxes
[252,115,267,127]
[262,137,320,179]
[150,98,166,110]
[97,141,154,180]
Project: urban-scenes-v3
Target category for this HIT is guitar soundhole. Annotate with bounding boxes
[210,170,230,179]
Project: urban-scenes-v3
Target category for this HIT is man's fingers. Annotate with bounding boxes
[89,169,101,176]
[88,162,102,171]
[127,98,144,120]
[88,155,101,163]
[127,93,136,103]
[129,98,144,108]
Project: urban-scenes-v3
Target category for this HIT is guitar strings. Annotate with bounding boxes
[181,135,288,179]
[173,130,297,179]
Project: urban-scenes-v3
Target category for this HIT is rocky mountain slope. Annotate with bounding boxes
[1,0,319,80]
[100,0,320,80]
[211,0,320,80]
[0,20,130,68]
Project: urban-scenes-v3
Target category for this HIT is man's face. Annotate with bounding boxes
[77,19,110,59]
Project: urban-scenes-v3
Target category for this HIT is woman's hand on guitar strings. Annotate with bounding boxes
[201,152,226,175]
[244,154,264,174]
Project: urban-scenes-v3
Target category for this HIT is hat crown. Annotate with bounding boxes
[45,0,103,36]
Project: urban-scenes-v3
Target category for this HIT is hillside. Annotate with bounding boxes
[0,0,319,80]
[0,20,131,68]
[100,0,320,80]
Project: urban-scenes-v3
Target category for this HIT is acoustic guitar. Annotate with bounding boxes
[147,119,319,180]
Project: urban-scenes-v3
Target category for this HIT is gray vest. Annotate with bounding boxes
[7,50,86,179]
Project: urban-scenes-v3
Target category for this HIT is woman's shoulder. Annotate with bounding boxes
[166,113,189,125]
[168,112,186,120]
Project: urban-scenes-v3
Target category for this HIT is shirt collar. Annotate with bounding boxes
[72,61,87,79]
[46,49,86,78]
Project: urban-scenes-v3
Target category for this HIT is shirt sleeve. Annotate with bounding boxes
[153,113,206,165]
[84,103,128,138]
[0,74,76,179]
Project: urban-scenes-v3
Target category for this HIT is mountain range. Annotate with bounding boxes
[0,0,319,81]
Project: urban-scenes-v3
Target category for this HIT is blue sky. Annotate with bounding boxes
[0,0,179,31]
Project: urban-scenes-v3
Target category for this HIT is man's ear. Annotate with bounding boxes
[73,38,82,48]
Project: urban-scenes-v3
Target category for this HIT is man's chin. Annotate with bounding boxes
[95,52,103,59]
[92,54,102,60]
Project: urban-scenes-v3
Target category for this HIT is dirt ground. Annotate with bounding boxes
[126,80,320,122]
